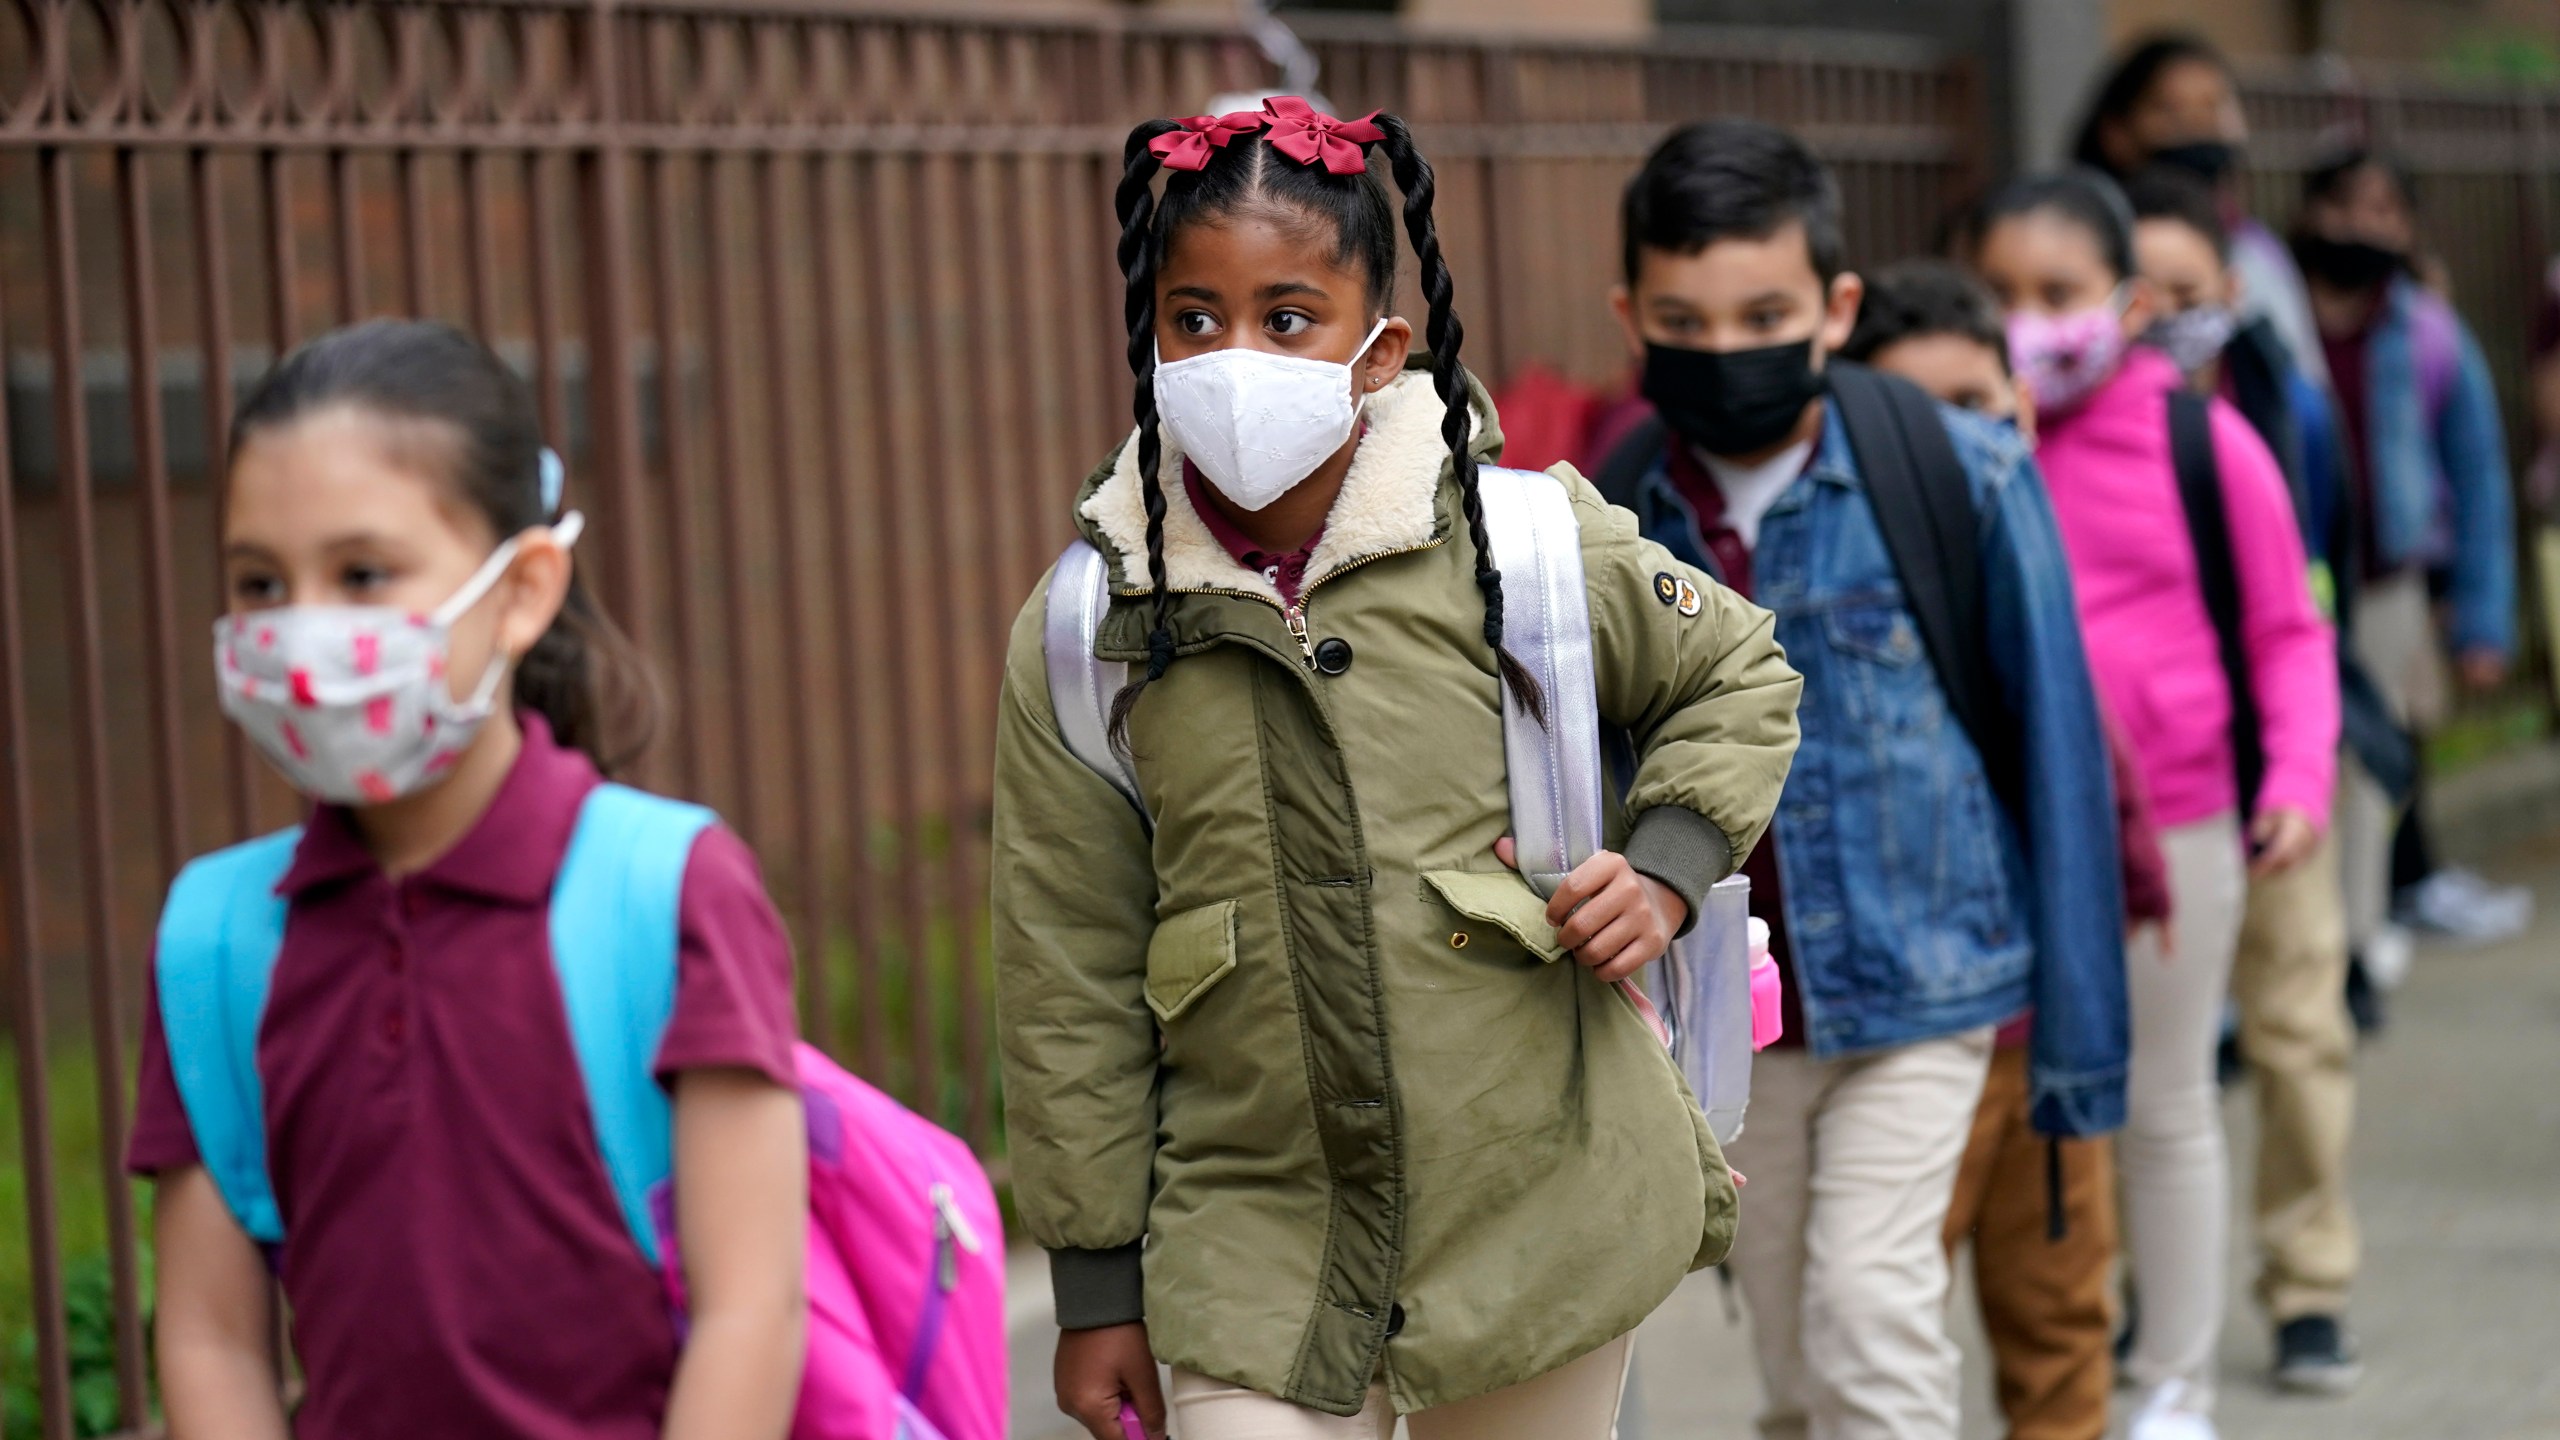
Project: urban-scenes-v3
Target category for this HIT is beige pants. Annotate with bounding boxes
[2335,571,2447,950]
[2232,826,2361,1320]
[1167,1336,1633,1439]
[2119,814,2247,1410]
[1723,1028,1996,1440]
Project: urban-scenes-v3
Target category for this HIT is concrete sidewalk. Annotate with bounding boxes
[1010,830,2560,1438]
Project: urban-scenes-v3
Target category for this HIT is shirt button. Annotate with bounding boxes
[381,1010,405,1046]
[386,937,407,976]
[1313,637,1354,676]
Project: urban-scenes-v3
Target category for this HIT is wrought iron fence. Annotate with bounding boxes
[0,2,2098,1433]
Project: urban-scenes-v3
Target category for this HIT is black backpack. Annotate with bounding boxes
[1597,362,2023,817]
[2166,391,2417,811]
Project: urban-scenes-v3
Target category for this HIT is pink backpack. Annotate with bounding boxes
[656,1043,1010,1440]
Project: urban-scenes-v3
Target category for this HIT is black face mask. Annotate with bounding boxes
[1641,338,1825,457]
[2148,140,2237,184]
[2294,232,2404,292]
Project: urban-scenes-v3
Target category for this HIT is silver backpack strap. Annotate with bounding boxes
[1473,465,1608,898]
[1042,540,1147,823]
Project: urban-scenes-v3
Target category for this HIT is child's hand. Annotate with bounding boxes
[1056,1323,1164,1440]
[1494,838,1688,983]
[2247,805,2319,879]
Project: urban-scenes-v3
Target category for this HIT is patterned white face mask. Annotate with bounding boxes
[214,513,584,805]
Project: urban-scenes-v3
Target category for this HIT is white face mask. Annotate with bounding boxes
[1153,318,1390,511]
[214,514,584,805]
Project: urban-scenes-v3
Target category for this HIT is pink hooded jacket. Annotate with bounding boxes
[2034,347,2339,831]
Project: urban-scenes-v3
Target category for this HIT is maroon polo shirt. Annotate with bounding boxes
[1183,459,1326,605]
[1662,438,1806,1048]
[129,713,798,1440]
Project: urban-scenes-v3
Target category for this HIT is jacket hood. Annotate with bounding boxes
[1074,355,1502,605]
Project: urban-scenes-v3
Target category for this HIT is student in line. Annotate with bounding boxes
[2126,169,2369,1393]
[1975,172,2340,1440]
[2294,148,2522,997]
[1843,258,2173,1440]
[2074,32,2328,388]
[991,100,1803,1440]
[1604,121,2126,1440]
[132,320,809,1439]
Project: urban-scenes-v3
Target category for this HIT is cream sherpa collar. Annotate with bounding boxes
[1080,369,1458,605]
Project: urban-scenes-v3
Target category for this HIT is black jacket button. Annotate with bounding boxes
[1386,1302,1406,1336]
[1313,637,1354,675]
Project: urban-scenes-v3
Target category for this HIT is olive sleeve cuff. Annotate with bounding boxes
[1624,805,1734,939]
[1049,1242,1146,1330]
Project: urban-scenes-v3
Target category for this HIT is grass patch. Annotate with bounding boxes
[0,1042,154,1435]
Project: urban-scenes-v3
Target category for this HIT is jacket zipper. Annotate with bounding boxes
[1120,535,1445,670]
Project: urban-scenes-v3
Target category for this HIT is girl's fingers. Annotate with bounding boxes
[1575,910,1650,972]
[1546,852,1628,926]
[1556,875,1639,949]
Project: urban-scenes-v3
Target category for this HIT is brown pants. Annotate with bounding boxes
[1942,1048,2118,1440]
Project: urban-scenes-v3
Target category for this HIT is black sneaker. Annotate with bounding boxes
[2273,1314,2363,1394]
[2345,955,2388,1036]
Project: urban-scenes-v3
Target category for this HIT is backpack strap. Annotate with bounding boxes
[1473,465,1607,896]
[549,782,717,1269]
[1044,539,1147,825]
[1594,415,1669,512]
[154,828,304,1245]
[1826,361,2024,817]
[2166,392,2268,819]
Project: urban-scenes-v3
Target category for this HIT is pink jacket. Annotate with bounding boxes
[2034,348,2339,831]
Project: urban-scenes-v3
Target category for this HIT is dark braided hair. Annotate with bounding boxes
[1104,104,1542,746]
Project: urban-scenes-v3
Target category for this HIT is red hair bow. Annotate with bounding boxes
[1261,96,1385,175]
[1148,111,1263,172]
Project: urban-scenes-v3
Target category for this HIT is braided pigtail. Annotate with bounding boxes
[1376,114,1545,725]
[1106,120,1182,752]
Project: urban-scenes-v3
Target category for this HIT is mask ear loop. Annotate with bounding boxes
[425,511,588,719]
[1347,316,1392,419]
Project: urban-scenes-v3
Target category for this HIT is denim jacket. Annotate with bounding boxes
[2364,276,2516,657]
[1630,403,2128,1137]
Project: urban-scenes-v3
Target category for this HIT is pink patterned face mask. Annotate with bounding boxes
[2005,289,2131,416]
[214,514,583,805]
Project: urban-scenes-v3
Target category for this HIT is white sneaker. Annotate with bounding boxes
[2129,1381,2219,1440]
[2364,922,2416,992]
[2396,867,2534,944]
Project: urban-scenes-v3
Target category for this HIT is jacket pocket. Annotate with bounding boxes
[1145,900,1239,1022]
[1421,870,1567,963]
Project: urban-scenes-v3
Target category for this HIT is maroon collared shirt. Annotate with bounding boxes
[129,714,798,1439]
[1183,459,1326,606]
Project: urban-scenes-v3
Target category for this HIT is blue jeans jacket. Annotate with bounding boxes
[2364,277,2516,658]
[1630,403,2128,1137]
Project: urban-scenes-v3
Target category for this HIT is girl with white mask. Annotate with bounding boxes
[994,100,1804,1440]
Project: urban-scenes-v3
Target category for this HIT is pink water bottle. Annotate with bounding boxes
[1748,917,1784,1050]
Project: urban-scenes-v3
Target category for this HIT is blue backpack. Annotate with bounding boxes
[155,782,711,1253]
[152,782,1010,1440]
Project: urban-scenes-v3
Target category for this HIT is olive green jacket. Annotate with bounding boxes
[991,369,1802,1415]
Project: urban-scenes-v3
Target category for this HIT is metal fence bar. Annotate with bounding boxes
[39,143,148,1433]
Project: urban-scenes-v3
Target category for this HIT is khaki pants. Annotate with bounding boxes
[2336,572,2446,950]
[2119,815,2247,1410]
[2233,826,2360,1320]
[1724,1029,1996,1440]
[1942,1048,2118,1440]
[1167,1335,1632,1439]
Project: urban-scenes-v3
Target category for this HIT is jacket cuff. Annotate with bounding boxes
[1624,806,1733,939]
[1049,1243,1145,1330]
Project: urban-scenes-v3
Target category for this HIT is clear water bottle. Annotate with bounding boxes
[1652,874,1757,1144]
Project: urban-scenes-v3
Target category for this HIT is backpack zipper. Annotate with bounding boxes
[930,1182,982,1292]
